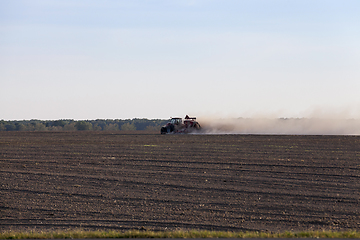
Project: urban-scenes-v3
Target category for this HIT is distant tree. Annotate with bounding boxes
[132,118,149,130]
[15,122,28,131]
[5,123,16,131]
[145,125,160,131]
[47,125,63,131]
[0,118,170,131]
[104,123,119,131]
[64,122,77,131]
[75,121,92,131]
[93,120,106,130]
[91,123,102,131]
[52,120,66,127]
[34,122,47,131]
[121,122,136,131]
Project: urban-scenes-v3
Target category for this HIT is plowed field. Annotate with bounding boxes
[1,132,359,232]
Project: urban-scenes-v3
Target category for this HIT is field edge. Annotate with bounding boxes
[1,230,360,239]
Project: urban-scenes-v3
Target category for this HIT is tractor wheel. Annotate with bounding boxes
[161,127,167,134]
[193,123,201,130]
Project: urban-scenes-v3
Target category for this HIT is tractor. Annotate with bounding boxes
[161,115,201,134]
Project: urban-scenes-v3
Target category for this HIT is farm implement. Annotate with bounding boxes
[161,115,201,134]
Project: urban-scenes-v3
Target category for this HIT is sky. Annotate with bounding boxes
[1,0,360,120]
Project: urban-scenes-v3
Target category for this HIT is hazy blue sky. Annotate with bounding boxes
[1,0,360,120]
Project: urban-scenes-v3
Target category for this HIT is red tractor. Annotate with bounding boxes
[161,115,201,134]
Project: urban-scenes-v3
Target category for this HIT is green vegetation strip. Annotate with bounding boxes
[1,230,360,239]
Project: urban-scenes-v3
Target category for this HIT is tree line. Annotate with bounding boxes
[0,119,169,131]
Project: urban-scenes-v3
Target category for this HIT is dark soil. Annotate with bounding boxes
[1,131,359,232]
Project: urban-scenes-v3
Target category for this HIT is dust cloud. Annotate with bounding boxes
[196,107,360,135]
[198,117,360,135]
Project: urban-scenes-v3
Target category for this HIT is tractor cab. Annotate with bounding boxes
[170,118,182,125]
